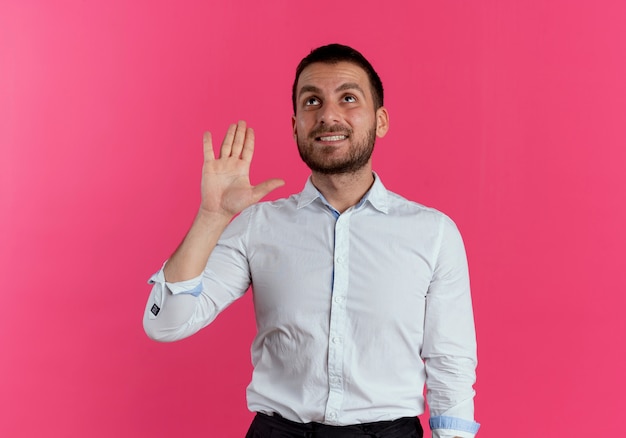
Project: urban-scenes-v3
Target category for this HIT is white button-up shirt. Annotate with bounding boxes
[144,175,480,438]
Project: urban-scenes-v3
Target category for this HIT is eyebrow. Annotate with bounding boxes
[335,82,365,95]
[298,82,366,99]
[298,85,322,99]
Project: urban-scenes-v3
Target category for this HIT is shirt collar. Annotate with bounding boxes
[296,172,389,214]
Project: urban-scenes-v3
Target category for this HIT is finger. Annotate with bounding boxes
[220,123,237,158]
[251,178,286,202]
[241,127,255,162]
[230,120,247,158]
[202,131,214,162]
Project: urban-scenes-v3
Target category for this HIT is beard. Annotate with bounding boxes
[297,123,377,175]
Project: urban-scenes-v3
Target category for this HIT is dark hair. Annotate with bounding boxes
[292,43,384,113]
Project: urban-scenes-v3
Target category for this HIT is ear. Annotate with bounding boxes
[375,107,389,138]
[291,114,298,141]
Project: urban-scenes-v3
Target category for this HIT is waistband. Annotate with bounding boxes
[248,412,423,438]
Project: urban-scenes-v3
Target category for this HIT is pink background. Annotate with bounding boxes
[2,1,625,437]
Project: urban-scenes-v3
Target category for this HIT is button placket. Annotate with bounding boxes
[325,211,351,424]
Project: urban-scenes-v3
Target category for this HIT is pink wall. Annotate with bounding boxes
[2,1,625,436]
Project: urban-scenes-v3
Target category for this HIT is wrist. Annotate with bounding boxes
[195,207,234,227]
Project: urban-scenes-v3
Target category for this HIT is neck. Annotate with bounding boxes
[311,167,375,213]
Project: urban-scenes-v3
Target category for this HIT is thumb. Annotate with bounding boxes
[251,178,285,202]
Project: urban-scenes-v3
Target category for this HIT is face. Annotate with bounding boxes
[292,61,389,175]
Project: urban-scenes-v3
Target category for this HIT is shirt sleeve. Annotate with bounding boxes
[422,214,480,437]
[142,208,254,342]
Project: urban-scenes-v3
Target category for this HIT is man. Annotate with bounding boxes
[144,44,479,438]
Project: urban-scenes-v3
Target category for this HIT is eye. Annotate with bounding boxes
[304,97,320,106]
[343,95,357,103]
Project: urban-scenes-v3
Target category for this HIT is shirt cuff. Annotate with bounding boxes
[145,264,204,321]
[430,416,480,438]
[147,263,203,296]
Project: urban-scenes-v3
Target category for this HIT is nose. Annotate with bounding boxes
[318,100,341,125]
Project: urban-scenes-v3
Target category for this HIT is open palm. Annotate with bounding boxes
[200,121,284,217]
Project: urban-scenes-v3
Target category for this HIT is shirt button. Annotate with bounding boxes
[332,337,342,344]
[333,296,343,304]
[328,411,337,420]
[336,256,344,264]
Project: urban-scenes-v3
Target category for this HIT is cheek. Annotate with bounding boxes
[347,113,374,132]
[295,117,312,136]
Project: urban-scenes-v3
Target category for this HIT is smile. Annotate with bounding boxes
[317,135,348,141]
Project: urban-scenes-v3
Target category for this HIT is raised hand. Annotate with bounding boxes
[163,121,284,283]
[200,120,285,218]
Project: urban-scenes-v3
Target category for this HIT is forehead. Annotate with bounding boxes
[296,61,371,94]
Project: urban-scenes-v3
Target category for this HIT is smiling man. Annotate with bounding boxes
[143,44,479,438]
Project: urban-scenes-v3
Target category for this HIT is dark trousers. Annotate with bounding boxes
[245,413,423,438]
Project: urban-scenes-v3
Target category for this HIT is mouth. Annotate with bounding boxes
[315,134,348,142]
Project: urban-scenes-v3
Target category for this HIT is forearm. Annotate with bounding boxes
[143,210,252,342]
[163,209,233,283]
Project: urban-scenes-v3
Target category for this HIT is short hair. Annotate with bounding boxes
[292,43,384,113]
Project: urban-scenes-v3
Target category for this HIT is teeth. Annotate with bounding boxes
[319,135,347,141]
